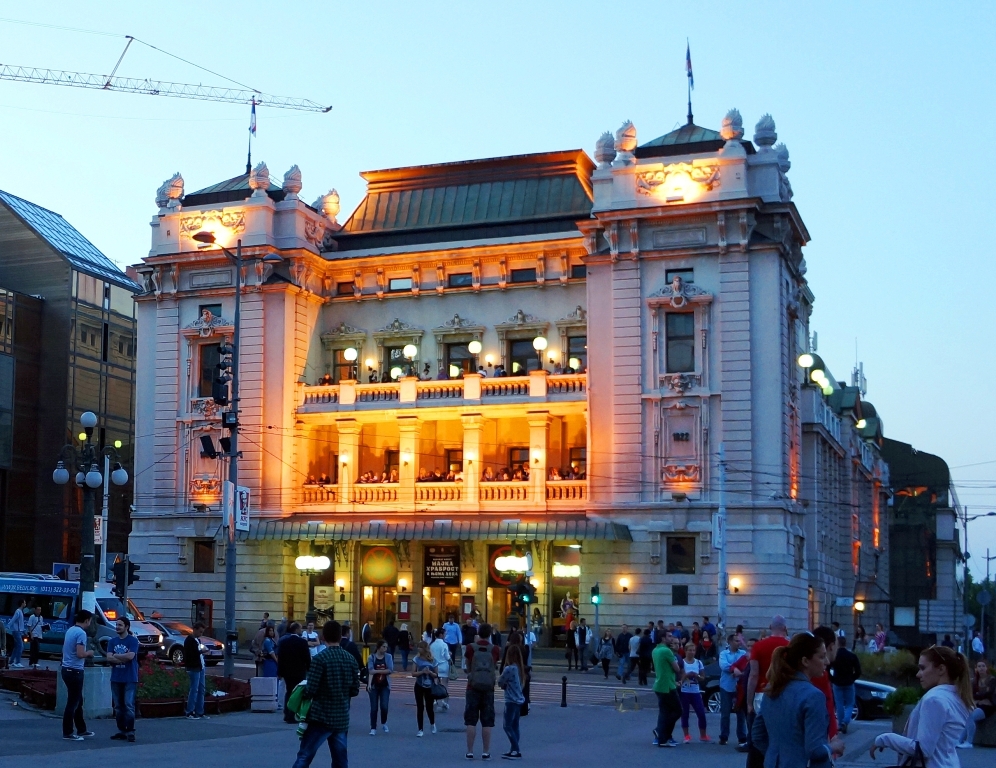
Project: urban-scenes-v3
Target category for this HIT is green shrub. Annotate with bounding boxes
[855,650,919,684]
[883,686,923,716]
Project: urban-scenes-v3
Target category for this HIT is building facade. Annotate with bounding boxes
[128,110,887,642]
[0,190,138,572]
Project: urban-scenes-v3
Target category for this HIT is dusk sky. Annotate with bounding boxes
[2,2,993,576]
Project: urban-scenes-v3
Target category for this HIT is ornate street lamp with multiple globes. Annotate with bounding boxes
[52,411,128,621]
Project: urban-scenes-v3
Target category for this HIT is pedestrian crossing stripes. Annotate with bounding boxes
[386,675,646,707]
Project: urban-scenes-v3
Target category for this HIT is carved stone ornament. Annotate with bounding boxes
[594,131,616,168]
[613,120,637,166]
[663,464,701,483]
[501,309,542,326]
[191,398,220,419]
[282,165,303,198]
[649,275,711,308]
[190,476,222,496]
[304,217,326,246]
[179,209,246,239]
[753,114,777,150]
[720,109,744,141]
[379,318,419,334]
[663,373,697,395]
[637,162,720,197]
[325,321,364,338]
[441,313,477,330]
[156,172,184,210]
[775,143,793,201]
[249,161,270,197]
[185,308,234,337]
[562,305,586,322]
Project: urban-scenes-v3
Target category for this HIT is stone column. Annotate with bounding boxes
[337,420,360,505]
[462,414,483,508]
[398,416,421,508]
[528,412,550,507]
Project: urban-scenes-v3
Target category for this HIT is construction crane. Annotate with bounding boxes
[0,34,331,112]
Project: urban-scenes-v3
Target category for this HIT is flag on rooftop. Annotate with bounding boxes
[686,41,694,90]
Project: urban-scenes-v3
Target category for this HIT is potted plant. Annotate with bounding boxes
[883,687,923,734]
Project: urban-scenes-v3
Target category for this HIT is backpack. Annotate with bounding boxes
[468,643,496,692]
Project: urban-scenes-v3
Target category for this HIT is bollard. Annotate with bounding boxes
[561,675,567,707]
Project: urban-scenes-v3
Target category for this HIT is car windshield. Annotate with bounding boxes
[164,622,194,635]
[96,597,145,622]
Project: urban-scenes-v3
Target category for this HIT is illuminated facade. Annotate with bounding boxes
[128,111,887,640]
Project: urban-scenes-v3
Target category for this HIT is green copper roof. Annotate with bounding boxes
[639,122,723,148]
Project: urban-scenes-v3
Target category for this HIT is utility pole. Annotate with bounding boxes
[98,452,110,584]
[223,239,243,680]
[963,507,970,650]
[717,444,728,631]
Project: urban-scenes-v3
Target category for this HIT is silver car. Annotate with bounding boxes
[148,620,224,667]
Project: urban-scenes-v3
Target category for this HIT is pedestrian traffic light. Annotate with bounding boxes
[212,369,231,405]
[111,560,126,598]
[590,584,600,604]
[521,582,536,604]
[127,560,141,586]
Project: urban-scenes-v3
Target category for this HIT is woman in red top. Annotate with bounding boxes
[811,626,839,738]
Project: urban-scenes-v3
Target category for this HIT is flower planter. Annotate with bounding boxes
[891,704,915,734]
[137,698,186,718]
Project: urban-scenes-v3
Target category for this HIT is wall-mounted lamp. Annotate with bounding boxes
[529,577,540,589]
[365,358,376,371]
[398,578,409,593]
[462,578,473,593]
[154,577,162,589]
[468,340,482,355]
[363,586,373,599]
[343,347,358,362]
[485,354,495,368]
[729,577,742,594]
[336,578,346,592]
[401,452,412,467]
[854,600,866,613]
[619,577,630,593]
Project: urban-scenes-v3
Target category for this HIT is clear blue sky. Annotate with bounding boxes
[2,2,993,577]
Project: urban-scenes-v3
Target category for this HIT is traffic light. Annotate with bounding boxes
[111,560,126,598]
[590,584,600,604]
[521,582,536,605]
[127,560,141,586]
[212,342,234,405]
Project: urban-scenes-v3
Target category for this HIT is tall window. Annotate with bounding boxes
[569,447,586,473]
[445,449,463,473]
[508,447,529,472]
[665,313,695,373]
[384,450,399,474]
[198,343,220,398]
[507,339,539,375]
[383,346,405,379]
[332,349,356,382]
[567,336,587,372]
[666,536,696,574]
[193,540,215,574]
[445,343,475,378]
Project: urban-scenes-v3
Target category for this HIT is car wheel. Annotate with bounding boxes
[170,647,184,666]
[707,691,721,714]
[855,701,868,721]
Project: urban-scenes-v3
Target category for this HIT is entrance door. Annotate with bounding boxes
[422,587,461,630]
[487,587,519,631]
[362,586,399,638]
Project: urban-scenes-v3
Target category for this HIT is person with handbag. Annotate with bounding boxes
[26,606,47,669]
[871,645,973,768]
[498,643,527,759]
[412,641,439,737]
[429,628,452,711]
[366,640,393,735]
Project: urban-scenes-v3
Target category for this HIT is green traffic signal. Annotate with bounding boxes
[590,583,600,604]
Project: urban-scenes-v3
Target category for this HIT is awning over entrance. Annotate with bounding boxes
[239,519,631,543]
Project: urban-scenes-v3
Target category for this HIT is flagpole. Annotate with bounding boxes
[246,97,255,174]
[686,39,694,125]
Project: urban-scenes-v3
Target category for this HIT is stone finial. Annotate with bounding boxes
[156,172,184,210]
[775,143,793,201]
[774,143,791,173]
[594,131,616,168]
[753,114,777,149]
[315,189,340,222]
[720,109,744,141]
[614,120,637,153]
[282,165,302,199]
[249,161,270,197]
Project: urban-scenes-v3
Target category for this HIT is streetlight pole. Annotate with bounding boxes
[717,443,727,631]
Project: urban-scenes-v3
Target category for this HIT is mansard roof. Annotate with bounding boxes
[183,172,286,207]
[333,150,594,251]
[636,120,755,160]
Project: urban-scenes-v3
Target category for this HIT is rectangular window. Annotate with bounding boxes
[508,447,529,472]
[198,343,220,398]
[101,322,109,362]
[567,336,587,372]
[445,342,475,378]
[570,264,586,279]
[383,346,406,379]
[569,447,586,473]
[445,449,463,473]
[672,584,689,606]
[384,450,399,474]
[448,272,473,288]
[666,536,696,575]
[665,313,695,373]
[332,348,356,382]
[510,268,536,284]
[193,540,215,574]
[507,339,539,375]
[336,281,354,296]
[388,277,412,293]
[199,303,223,320]
[665,268,694,285]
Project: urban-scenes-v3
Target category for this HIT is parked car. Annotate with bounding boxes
[148,620,224,667]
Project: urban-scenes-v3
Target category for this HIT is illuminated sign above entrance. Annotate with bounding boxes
[494,555,530,573]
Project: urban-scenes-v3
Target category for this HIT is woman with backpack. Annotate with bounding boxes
[498,643,527,759]
[412,641,439,737]
[367,640,393,735]
[398,624,414,671]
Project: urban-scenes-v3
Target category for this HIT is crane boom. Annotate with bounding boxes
[0,63,332,112]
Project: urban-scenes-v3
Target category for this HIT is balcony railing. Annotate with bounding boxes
[353,484,399,503]
[546,480,588,501]
[297,372,586,413]
[415,482,463,502]
[302,484,338,503]
[479,481,529,502]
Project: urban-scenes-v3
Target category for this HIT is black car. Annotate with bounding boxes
[148,620,224,666]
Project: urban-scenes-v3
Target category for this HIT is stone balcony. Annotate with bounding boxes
[297,478,587,514]
[297,371,586,414]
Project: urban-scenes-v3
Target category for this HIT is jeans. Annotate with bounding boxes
[401,649,410,671]
[961,707,986,745]
[503,701,521,753]
[111,681,137,733]
[623,657,637,683]
[61,667,86,737]
[29,638,40,667]
[578,644,588,670]
[655,690,681,743]
[369,685,390,729]
[414,684,435,730]
[292,723,348,768]
[617,655,628,679]
[186,670,205,716]
[638,657,650,685]
[10,632,23,664]
[720,688,747,742]
[746,710,765,768]
[833,684,856,728]
[680,690,707,732]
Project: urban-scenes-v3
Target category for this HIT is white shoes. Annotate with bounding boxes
[417,730,424,737]
[956,743,973,750]
[369,729,376,736]
[383,724,389,733]
[432,724,437,734]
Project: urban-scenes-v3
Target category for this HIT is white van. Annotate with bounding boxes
[93,584,163,657]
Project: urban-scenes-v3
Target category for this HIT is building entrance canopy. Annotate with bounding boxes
[230,518,631,543]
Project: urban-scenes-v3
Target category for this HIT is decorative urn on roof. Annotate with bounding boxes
[156,172,184,211]
[282,165,303,199]
[720,109,744,141]
[316,189,340,223]
[594,131,616,169]
[753,114,778,151]
[249,161,270,198]
[613,120,637,166]
[775,143,793,201]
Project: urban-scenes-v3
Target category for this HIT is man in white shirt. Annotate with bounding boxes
[971,631,984,660]
[26,606,46,669]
